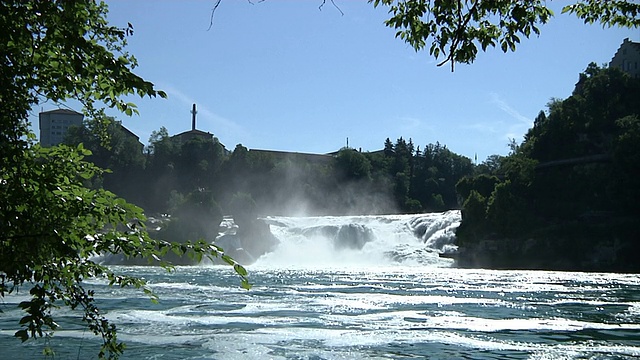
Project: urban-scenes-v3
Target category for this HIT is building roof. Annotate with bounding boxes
[625,38,640,51]
[610,38,640,62]
[609,38,640,78]
[40,108,83,116]
[172,129,213,138]
[249,149,337,164]
[251,148,335,157]
[118,124,140,141]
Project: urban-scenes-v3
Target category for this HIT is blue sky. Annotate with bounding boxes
[34,1,638,162]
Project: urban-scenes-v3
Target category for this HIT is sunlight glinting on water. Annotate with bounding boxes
[2,213,640,359]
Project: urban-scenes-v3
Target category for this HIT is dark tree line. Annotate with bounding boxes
[339,138,475,213]
[455,64,640,272]
[65,122,475,242]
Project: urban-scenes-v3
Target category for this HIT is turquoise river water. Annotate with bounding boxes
[1,212,639,359]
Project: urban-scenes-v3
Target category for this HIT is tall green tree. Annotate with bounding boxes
[0,1,248,358]
[336,147,373,180]
[65,116,147,204]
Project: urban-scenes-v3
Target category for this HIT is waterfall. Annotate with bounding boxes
[94,211,461,268]
[251,210,461,269]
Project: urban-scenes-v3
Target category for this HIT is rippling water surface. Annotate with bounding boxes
[2,266,640,359]
[3,213,640,358]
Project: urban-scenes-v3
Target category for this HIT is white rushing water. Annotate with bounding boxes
[254,210,460,268]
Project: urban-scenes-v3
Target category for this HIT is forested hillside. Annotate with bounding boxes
[455,63,640,272]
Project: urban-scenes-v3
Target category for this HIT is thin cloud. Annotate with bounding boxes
[397,115,435,134]
[462,122,500,134]
[160,84,248,140]
[489,92,533,143]
[489,92,532,125]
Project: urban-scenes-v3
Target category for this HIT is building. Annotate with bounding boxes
[172,128,214,144]
[116,122,145,154]
[249,149,336,164]
[610,38,640,78]
[39,108,84,147]
[171,104,214,144]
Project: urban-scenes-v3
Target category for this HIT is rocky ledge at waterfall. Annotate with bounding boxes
[215,217,279,266]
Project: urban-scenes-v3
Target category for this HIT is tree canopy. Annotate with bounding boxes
[1,1,248,358]
[455,64,640,271]
[370,0,640,70]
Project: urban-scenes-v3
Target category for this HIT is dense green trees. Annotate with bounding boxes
[78,128,474,219]
[523,64,640,218]
[0,1,248,358]
[64,116,147,204]
[336,140,474,213]
[455,64,640,271]
[336,148,373,180]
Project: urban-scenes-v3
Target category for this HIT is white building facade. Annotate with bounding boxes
[39,109,84,147]
[610,38,640,78]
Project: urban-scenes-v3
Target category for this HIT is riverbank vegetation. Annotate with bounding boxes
[455,64,640,272]
[0,2,249,358]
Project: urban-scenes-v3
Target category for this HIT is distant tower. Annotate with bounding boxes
[171,102,214,145]
[191,103,197,131]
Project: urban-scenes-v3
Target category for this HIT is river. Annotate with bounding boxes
[1,212,639,359]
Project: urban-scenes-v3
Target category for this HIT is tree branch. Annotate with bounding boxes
[207,0,222,31]
[209,0,344,32]
[319,0,344,16]
[437,0,480,71]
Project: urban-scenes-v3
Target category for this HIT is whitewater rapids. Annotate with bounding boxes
[252,210,460,268]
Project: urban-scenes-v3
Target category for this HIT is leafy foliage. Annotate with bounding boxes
[370,0,639,70]
[336,148,373,180]
[562,1,640,28]
[1,1,248,358]
[106,131,473,217]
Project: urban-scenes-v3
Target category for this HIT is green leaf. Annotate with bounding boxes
[221,254,235,266]
[241,279,252,290]
[14,329,29,342]
[19,316,32,325]
[234,264,248,277]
